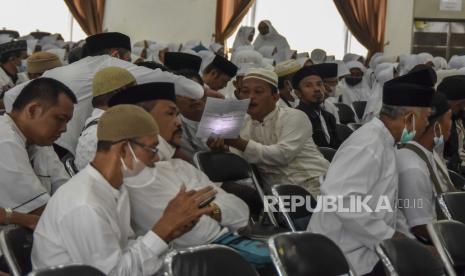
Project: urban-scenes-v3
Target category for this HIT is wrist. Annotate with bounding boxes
[152,218,175,243]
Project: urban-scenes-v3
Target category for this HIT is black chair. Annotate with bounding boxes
[318,147,337,162]
[352,101,367,120]
[335,124,354,143]
[28,264,106,276]
[347,122,363,131]
[163,245,258,276]
[0,227,33,276]
[61,153,78,177]
[193,151,279,227]
[376,238,446,276]
[448,170,465,191]
[437,192,465,224]
[334,103,356,124]
[268,232,356,276]
[428,220,465,276]
[271,184,316,231]
[0,29,19,38]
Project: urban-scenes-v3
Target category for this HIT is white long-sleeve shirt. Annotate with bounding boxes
[308,117,398,275]
[231,106,329,194]
[0,115,69,213]
[74,108,104,171]
[4,55,204,155]
[124,159,249,249]
[32,165,168,276]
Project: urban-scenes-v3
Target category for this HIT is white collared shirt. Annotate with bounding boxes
[4,55,204,155]
[32,165,168,275]
[75,108,105,171]
[308,117,398,275]
[124,159,249,249]
[231,106,329,194]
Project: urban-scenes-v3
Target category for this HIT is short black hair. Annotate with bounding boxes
[88,47,130,58]
[96,140,113,152]
[176,69,204,86]
[92,90,121,108]
[0,50,22,64]
[137,61,168,71]
[12,78,77,111]
[203,62,225,76]
[68,47,83,64]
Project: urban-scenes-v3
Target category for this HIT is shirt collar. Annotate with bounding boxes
[87,164,121,200]
[4,114,27,146]
[372,117,395,146]
[252,106,279,126]
[92,108,105,118]
[181,115,199,127]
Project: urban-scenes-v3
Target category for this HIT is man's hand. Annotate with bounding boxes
[152,185,217,243]
[224,137,248,152]
[207,137,227,151]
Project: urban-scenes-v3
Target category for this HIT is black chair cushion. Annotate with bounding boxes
[197,152,251,182]
[272,185,316,221]
[319,147,337,162]
[433,220,465,268]
[273,233,350,276]
[442,192,465,224]
[31,265,105,276]
[448,170,465,191]
[380,238,445,276]
[352,101,367,120]
[171,246,258,276]
[335,124,354,143]
[334,103,356,124]
[5,227,33,275]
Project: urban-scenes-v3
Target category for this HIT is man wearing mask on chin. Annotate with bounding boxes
[340,61,371,106]
[309,68,435,276]
[396,93,456,245]
[32,105,216,275]
[0,40,28,102]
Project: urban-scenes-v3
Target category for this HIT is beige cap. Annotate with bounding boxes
[275,59,302,77]
[244,68,278,88]
[97,104,159,142]
[92,67,136,98]
[27,51,62,74]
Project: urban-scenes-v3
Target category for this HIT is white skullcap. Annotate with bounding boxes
[244,68,278,87]
[274,59,302,77]
[346,61,367,73]
[311,48,326,64]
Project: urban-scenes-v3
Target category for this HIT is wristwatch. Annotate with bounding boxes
[3,208,13,225]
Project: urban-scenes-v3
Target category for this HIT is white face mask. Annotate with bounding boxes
[433,122,444,147]
[121,143,146,178]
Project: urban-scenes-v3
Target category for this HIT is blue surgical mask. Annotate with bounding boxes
[433,122,444,147]
[400,113,416,143]
[17,60,27,73]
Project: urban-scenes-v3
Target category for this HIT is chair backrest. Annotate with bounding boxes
[269,232,355,276]
[428,220,465,276]
[61,154,78,177]
[335,124,354,143]
[318,147,337,162]
[28,264,106,276]
[163,245,258,276]
[271,185,316,231]
[347,123,363,131]
[194,151,251,182]
[334,103,356,124]
[376,238,446,276]
[447,170,465,191]
[0,227,33,276]
[438,192,465,224]
[352,101,367,120]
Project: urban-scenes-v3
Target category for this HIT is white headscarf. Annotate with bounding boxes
[432,56,448,71]
[168,43,182,53]
[398,54,421,75]
[346,61,367,73]
[368,52,383,69]
[209,43,224,54]
[311,49,327,64]
[343,53,362,64]
[232,26,255,50]
[257,45,277,59]
[231,49,264,68]
[417,52,434,65]
[147,43,169,64]
[253,20,290,53]
[448,55,465,69]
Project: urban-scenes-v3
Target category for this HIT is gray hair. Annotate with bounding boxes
[379,104,417,119]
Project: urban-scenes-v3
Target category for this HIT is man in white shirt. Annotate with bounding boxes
[202,54,238,91]
[396,93,456,242]
[0,40,28,100]
[26,51,62,80]
[3,32,204,158]
[0,78,75,214]
[32,104,217,275]
[75,67,136,170]
[210,68,330,196]
[275,59,301,108]
[308,68,435,276]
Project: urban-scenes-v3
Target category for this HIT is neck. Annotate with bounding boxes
[8,112,32,145]
[2,63,17,78]
[279,89,294,101]
[380,115,402,143]
[251,106,276,122]
[91,152,123,189]
[417,130,435,152]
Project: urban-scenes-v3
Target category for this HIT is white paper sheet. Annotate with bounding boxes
[196,97,250,139]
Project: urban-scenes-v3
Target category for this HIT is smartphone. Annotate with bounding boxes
[198,195,216,208]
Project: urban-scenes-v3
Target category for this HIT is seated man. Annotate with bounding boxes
[212,68,330,196]
[202,54,238,92]
[397,93,456,242]
[274,59,301,108]
[32,105,216,275]
[0,40,28,97]
[309,68,435,276]
[75,67,136,170]
[107,83,250,249]
[293,66,340,148]
[0,78,74,214]
[25,51,62,80]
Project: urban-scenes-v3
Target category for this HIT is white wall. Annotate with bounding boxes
[383,0,415,56]
[103,0,216,45]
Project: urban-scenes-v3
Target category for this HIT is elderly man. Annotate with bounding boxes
[32,105,216,275]
[308,68,435,276]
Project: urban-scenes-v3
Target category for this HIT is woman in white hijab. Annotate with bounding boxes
[232,26,255,51]
[209,43,225,56]
[362,62,397,123]
[147,43,169,64]
[253,20,290,53]
[339,61,372,106]
[432,56,448,71]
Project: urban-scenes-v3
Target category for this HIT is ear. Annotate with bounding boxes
[118,141,129,158]
[109,49,120,59]
[24,102,43,119]
[293,88,303,100]
[232,80,238,89]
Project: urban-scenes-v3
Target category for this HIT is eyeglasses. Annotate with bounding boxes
[130,140,159,156]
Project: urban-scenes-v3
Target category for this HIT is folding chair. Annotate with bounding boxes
[0,227,33,276]
[318,147,337,162]
[437,192,465,224]
[163,245,258,276]
[335,124,354,143]
[428,220,465,276]
[269,232,357,276]
[61,153,78,176]
[352,101,367,121]
[28,264,105,276]
[376,238,446,276]
[447,170,465,191]
[334,103,356,124]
